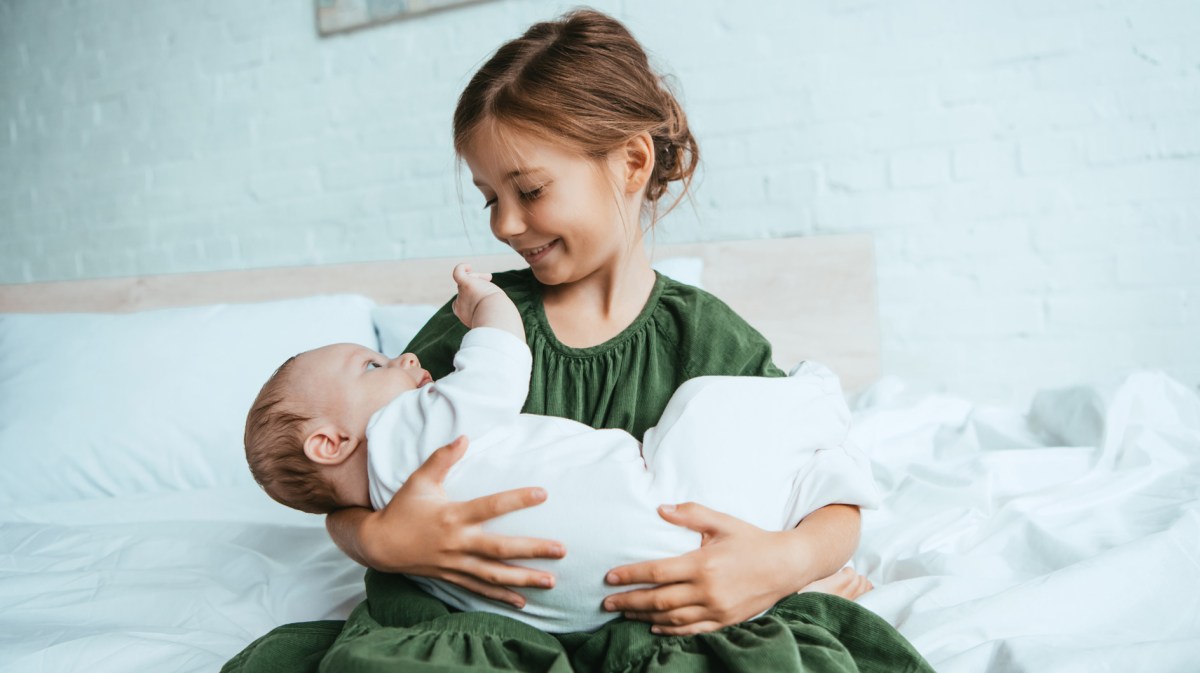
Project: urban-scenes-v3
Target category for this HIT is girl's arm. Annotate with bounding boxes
[781,503,863,588]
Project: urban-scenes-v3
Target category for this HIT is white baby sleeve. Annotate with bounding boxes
[781,362,881,529]
[367,327,532,509]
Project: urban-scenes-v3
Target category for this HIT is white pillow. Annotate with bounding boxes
[0,294,378,504]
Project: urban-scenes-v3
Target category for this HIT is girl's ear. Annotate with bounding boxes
[619,132,655,195]
[303,425,360,466]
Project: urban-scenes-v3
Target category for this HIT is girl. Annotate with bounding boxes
[225,9,931,673]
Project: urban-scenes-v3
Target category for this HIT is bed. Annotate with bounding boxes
[1,234,1197,672]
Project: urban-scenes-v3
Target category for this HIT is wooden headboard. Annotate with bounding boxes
[0,234,880,390]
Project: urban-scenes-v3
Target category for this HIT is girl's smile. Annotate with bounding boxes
[520,239,559,264]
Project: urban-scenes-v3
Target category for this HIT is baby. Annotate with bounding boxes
[244,264,880,633]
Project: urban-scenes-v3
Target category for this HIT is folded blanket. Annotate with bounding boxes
[223,571,934,673]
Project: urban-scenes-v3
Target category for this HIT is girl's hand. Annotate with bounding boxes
[601,502,796,636]
[345,436,566,608]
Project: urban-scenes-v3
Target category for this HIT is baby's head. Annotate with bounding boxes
[244,344,432,514]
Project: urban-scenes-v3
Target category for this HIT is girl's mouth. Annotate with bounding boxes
[522,240,559,264]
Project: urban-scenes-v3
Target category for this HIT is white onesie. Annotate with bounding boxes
[367,327,879,633]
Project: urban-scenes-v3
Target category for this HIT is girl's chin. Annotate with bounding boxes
[529,266,560,285]
[529,263,572,287]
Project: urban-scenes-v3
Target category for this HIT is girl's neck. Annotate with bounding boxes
[541,244,657,349]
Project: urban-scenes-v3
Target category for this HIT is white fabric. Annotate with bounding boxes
[0,486,364,673]
[852,372,1200,672]
[366,328,879,633]
[0,294,379,504]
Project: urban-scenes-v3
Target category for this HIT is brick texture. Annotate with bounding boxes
[1,0,1198,404]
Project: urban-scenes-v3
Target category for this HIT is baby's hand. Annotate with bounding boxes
[452,263,504,328]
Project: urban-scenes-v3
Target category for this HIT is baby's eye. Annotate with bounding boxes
[366,361,382,370]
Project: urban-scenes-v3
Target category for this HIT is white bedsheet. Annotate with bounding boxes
[854,371,1200,671]
[3,371,1198,672]
[0,488,363,673]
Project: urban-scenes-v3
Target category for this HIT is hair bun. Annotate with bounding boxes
[646,82,698,204]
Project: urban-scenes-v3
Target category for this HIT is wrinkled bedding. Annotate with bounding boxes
[853,372,1200,671]
[3,371,1198,672]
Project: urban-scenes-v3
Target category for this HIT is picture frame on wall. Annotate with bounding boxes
[316,0,494,36]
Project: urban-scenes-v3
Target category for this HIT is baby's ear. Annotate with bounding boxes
[303,425,358,465]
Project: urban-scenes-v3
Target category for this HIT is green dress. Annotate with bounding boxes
[223,270,934,673]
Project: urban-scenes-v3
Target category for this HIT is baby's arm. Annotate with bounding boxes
[367,270,531,508]
[451,263,525,342]
[375,265,529,473]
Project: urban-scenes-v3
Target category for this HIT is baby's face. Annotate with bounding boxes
[288,344,433,432]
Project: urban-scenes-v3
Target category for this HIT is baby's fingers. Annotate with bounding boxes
[452,262,493,284]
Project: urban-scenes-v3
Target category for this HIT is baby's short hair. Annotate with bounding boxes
[244,356,340,514]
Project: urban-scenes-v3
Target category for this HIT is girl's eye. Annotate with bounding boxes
[483,197,497,210]
[520,186,544,201]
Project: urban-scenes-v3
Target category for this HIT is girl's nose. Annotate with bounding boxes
[393,353,420,368]
[490,202,526,241]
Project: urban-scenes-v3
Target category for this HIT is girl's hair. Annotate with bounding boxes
[453,8,699,225]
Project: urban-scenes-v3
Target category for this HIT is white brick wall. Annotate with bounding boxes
[1,0,1198,405]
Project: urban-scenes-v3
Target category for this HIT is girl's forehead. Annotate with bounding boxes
[463,120,585,174]
[465,125,542,165]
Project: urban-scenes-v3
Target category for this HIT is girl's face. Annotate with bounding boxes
[461,124,641,287]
